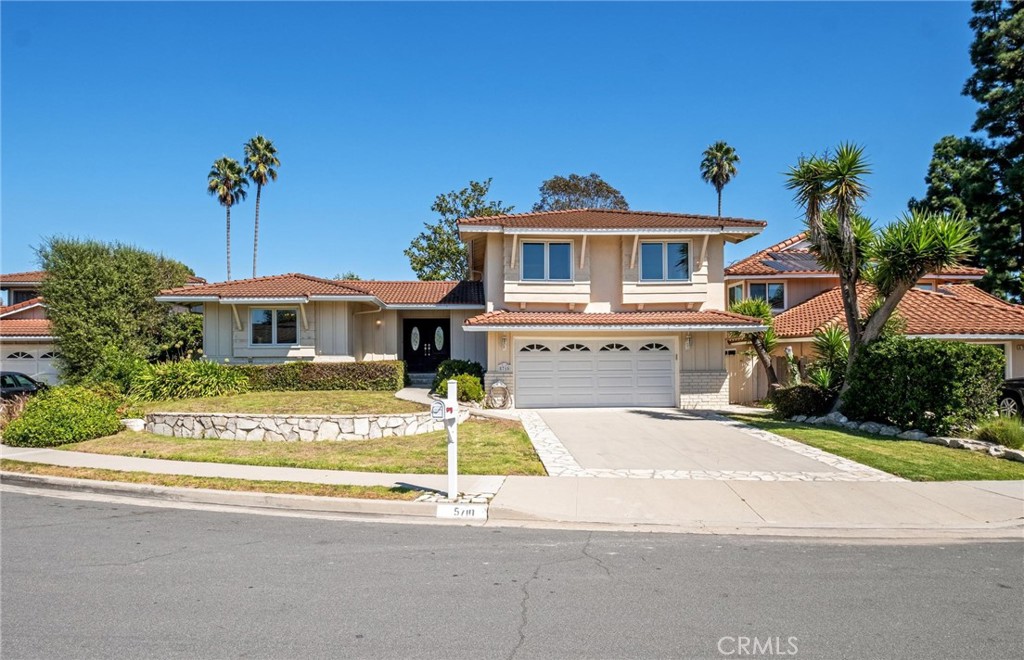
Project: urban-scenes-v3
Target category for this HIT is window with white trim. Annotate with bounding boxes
[600,343,630,352]
[640,241,690,281]
[250,308,299,345]
[520,343,551,352]
[522,242,572,281]
[560,343,591,352]
[728,284,743,307]
[639,342,670,352]
[6,351,32,359]
[748,282,785,311]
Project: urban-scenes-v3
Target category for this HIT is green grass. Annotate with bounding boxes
[139,390,425,415]
[729,414,1024,482]
[0,459,418,500]
[63,419,546,476]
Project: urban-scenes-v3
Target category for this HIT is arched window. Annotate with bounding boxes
[599,343,630,352]
[520,343,551,352]
[6,351,32,359]
[559,343,591,352]
[40,352,60,359]
[639,342,670,352]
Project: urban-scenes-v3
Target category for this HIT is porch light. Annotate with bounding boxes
[684,333,693,350]
[501,334,508,350]
[375,319,382,327]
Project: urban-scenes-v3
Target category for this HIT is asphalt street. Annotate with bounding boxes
[2,491,1022,659]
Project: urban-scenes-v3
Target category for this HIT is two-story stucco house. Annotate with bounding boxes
[156,209,768,408]
[724,232,1024,403]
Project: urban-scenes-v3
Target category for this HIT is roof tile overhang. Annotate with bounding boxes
[773,283,1024,339]
[0,319,53,339]
[0,297,45,318]
[156,273,485,308]
[1,270,206,287]
[463,310,767,332]
[724,231,987,279]
[457,208,766,241]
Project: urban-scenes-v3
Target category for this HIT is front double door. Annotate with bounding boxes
[403,319,451,373]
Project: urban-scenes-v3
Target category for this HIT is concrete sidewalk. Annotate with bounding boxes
[0,445,506,495]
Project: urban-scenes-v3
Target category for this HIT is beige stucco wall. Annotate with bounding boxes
[725,276,839,312]
[503,235,591,304]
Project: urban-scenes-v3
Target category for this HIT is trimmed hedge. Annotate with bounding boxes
[132,359,250,401]
[237,360,406,392]
[3,386,122,447]
[435,374,485,403]
[975,417,1024,449]
[841,337,1004,436]
[769,384,835,418]
[432,359,485,393]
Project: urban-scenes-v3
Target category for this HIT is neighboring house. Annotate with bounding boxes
[724,233,1024,403]
[157,209,768,408]
[0,270,206,384]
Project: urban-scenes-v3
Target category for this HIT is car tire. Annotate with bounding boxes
[998,395,1021,418]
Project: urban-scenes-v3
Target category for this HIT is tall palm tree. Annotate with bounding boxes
[699,141,740,217]
[207,157,248,281]
[243,136,280,278]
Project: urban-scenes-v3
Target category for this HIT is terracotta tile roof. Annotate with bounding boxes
[458,208,766,230]
[773,284,1024,338]
[464,309,765,329]
[0,297,45,317]
[725,232,987,278]
[160,273,484,307]
[0,270,206,285]
[337,280,484,306]
[0,319,53,338]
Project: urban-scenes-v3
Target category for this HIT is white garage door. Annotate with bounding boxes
[515,339,676,408]
[1,345,59,384]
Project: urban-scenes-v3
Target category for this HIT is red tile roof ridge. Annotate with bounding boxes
[916,283,1024,315]
[0,296,44,315]
[160,272,371,297]
[459,207,767,226]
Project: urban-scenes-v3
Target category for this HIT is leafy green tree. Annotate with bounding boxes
[333,271,361,281]
[405,179,513,280]
[700,141,740,217]
[787,145,976,408]
[207,157,247,281]
[532,173,628,211]
[243,136,280,279]
[728,298,779,389]
[36,238,196,381]
[961,0,1023,301]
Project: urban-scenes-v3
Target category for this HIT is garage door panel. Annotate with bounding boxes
[516,339,676,408]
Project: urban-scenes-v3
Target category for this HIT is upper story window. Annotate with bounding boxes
[522,242,572,281]
[251,308,298,346]
[640,242,690,282]
[728,284,743,307]
[749,282,785,311]
[11,290,40,304]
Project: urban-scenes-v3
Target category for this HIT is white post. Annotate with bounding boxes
[445,378,459,499]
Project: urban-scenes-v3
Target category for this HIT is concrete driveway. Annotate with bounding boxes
[536,408,842,473]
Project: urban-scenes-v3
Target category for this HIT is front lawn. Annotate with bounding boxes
[63,419,546,476]
[139,390,425,416]
[0,459,418,500]
[729,414,1024,481]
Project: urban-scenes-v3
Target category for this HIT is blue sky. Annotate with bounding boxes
[1,2,979,282]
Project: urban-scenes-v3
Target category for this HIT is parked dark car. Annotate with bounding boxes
[0,371,48,400]
[998,378,1024,418]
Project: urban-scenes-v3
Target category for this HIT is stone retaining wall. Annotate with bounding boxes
[144,409,470,442]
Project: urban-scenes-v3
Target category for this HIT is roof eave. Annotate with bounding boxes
[459,225,764,236]
[464,323,768,332]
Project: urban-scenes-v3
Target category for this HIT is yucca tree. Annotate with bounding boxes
[207,157,248,281]
[728,298,779,389]
[243,136,280,278]
[700,141,740,217]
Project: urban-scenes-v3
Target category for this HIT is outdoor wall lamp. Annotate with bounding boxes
[375,319,382,327]
[501,334,508,350]
[684,333,693,350]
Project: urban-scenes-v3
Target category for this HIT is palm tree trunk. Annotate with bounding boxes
[717,188,722,217]
[751,338,780,388]
[252,183,262,278]
[226,206,232,281]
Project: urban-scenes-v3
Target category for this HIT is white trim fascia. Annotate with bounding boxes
[383,304,486,310]
[0,281,44,287]
[474,227,762,236]
[723,273,837,281]
[924,274,985,281]
[0,302,46,318]
[464,323,768,332]
[155,295,221,303]
[458,225,502,233]
[913,334,1024,340]
[0,336,56,341]
[307,295,379,302]
[220,297,309,305]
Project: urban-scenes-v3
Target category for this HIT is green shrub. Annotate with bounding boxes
[431,360,485,392]
[132,359,250,401]
[237,360,406,392]
[3,386,122,447]
[975,417,1024,449]
[435,373,485,403]
[769,384,835,418]
[841,337,1004,436]
[82,345,150,394]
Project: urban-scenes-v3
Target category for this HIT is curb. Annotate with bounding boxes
[0,472,439,519]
